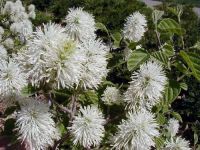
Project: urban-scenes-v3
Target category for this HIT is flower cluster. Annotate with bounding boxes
[69,105,105,148]
[163,118,191,150]
[16,98,60,150]
[123,12,147,42]
[112,109,159,150]
[101,86,122,105]
[2,0,35,42]
[17,22,108,89]
[65,7,96,41]
[164,136,191,150]
[124,60,167,111]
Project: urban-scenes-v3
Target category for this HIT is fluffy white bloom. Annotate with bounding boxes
[164,136,191,150]
[167,118,179,137]
[28,4,35,12]
[2,0,34,42]
[102,86,122,105]
[78,39,109,89]
[16,98,60,150]
[17,23,83,89]
[0,58,27,96]
[123,12,147,42]
[3,0,28,22]
[3,38,14,49]
[10,20,33,39]
[0,26,4,35]
[112,109,159,150]
[69,105,105,148]
[28,4,36,19]
[0,45,7,60]
[124,60,167,111]
[65,7,96,41]
[28,11,36,19]
[2,1,13,14]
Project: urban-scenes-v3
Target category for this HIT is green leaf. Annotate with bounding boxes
[151,51,168,65]
[127,49,149,71]
[96,22,109,34]
[158,18,185,35]
[162,43,175,57]
[21,85,34,96]
[180,82,188,90]
[111,32,122,47]
[192,41,200,50]
[79,90,99,104]
[173,61,191,76]
[154,137,165,150]
[58,123,66,135]
[194,133,199,145]
[156,114,166,125]
[163,80,181,104]
[168,7,179,16]
[171,111,182,122]
[180,51,200,81]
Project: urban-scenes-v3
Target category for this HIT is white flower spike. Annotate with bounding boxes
[16,98,60,150]
[123,12,147,42]
[69,105,105,148]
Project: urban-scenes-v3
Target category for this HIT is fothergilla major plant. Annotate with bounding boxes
[0,0,199,149]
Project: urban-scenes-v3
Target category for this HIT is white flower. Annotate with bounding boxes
[124,60,167,111]
[3,0,28,22]
[16,98,60,150]
[102,86,122,105]
[0,26,4,35]
[65,7,96,41]
[167,118,179,137]
[28,4,36,19]
[123,12,147,42]
[2,0,34,43]
[18,23,83,89]
[0,45,7,60]
[4,38,14,49]
[2,1,13,14]
[28,11,36,19]
[78,39,109,89]
[28,4,35,12]
[10,20,33,39]
[164,136,191,150]
[69,105,105,148]
[0,58,27,96]
[112,109,159,150]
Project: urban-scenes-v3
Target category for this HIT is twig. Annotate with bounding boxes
[51,131,70,150]
[155,30,162,48]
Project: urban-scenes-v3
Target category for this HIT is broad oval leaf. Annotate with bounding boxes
[158,18,185,35]
[180,51,200,81]
[151,51,168,66]
[127,49,149,71]
[95,22,109,34]
[171,111,182,122]
[163,80,181,104]
[162,43,175,57]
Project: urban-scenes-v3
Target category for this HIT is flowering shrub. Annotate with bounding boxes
[0,0,200,149]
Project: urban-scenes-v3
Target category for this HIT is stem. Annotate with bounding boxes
[177,74,186,82]
[52,99,72,115]
[51,131,70,150]
[52,93,79,149]
[70,94,77,121]
[178,16,185,49]
[155,27,162,48]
